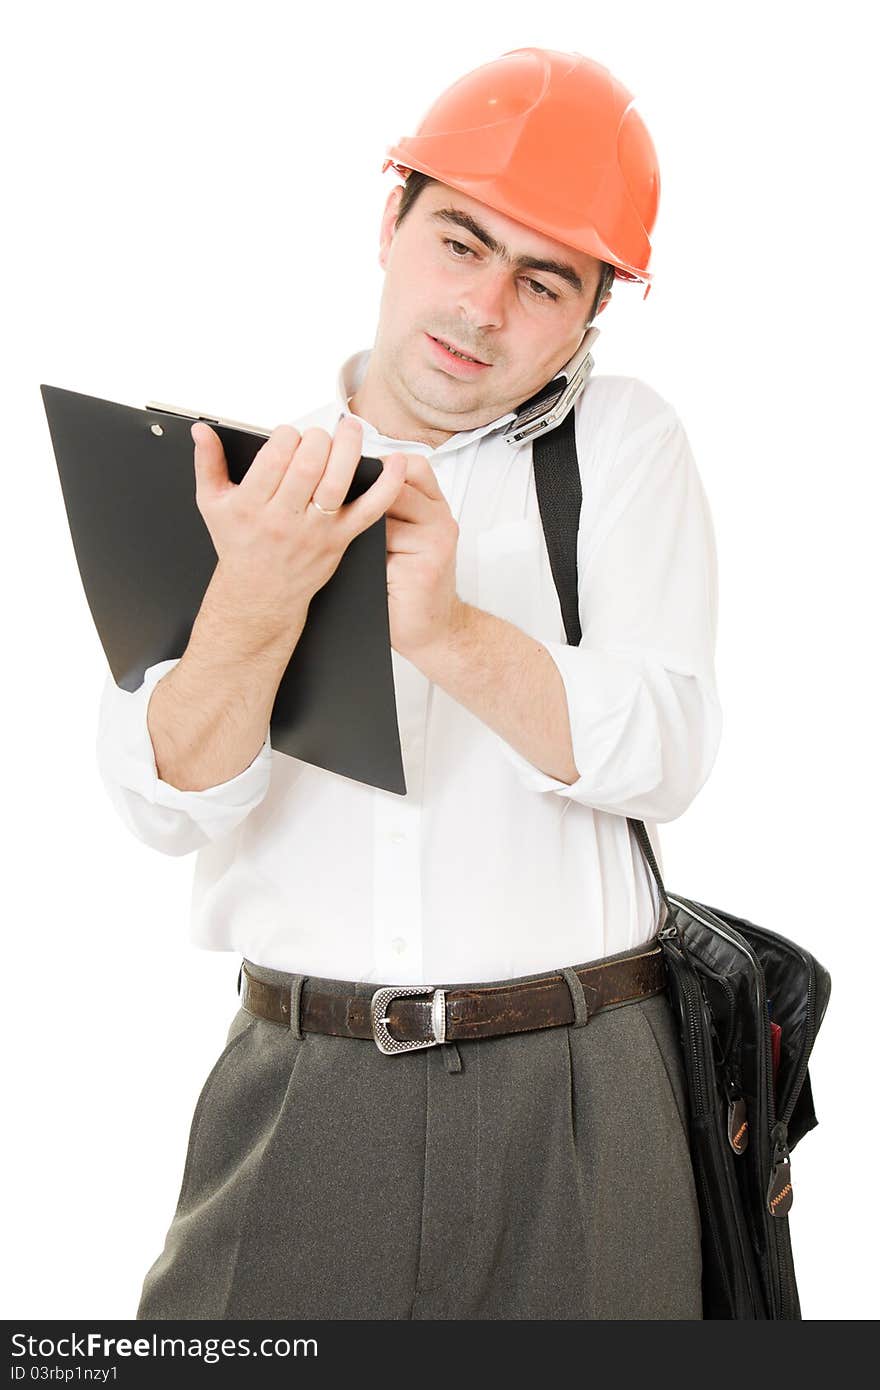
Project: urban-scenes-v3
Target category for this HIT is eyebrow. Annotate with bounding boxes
[429,207,585,295]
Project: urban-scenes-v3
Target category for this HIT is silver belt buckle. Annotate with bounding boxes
[370,984,447,1055]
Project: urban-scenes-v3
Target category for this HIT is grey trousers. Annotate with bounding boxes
[136,942,703,1320]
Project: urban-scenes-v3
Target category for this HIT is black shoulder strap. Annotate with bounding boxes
[530,405,583,646]
[531,410,671,918]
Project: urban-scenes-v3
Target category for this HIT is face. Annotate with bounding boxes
[368,180,610,437]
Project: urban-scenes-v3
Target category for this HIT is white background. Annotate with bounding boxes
[4,0,876,1321]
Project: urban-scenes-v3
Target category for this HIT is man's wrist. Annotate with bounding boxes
[196,563,309,665]
[402,598,474,679]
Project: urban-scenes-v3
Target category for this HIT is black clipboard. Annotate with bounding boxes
[40,384,406,794]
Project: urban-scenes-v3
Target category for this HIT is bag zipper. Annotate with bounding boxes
[723,1054,749,1155]
[688,959,748,1155]
[660,933,756,1313]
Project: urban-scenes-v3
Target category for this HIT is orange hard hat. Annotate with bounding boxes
[383,48,660,296]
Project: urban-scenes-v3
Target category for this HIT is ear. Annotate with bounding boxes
[596,291,613,316]
[379,185,405,269]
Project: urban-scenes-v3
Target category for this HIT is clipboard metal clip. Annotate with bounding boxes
[145,400,272,438]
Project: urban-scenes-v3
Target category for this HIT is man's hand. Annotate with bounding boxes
[383,451,579,784]
[383,453,466,663]
[192,417,406,653]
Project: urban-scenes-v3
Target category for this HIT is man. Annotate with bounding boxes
[97,48,721,1319]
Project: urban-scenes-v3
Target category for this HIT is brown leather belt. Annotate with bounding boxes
[239,941,667,1055]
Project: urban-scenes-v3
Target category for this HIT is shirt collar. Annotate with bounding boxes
[333,348,518,456]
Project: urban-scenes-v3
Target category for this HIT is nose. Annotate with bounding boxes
[457,266,508,334]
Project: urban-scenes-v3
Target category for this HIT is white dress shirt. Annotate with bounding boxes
[96,350,722,986]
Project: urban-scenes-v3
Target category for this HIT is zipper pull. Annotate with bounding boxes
[766,1121,793,1218]
[727,1093,749,1154]
[722,1058,748,1153]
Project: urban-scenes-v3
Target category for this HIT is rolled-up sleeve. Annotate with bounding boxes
[96,658,273,856]
[499,398,722,822]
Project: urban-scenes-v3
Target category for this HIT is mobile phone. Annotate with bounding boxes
[502,325,600,447]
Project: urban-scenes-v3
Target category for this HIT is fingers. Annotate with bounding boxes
[307,416,364,512]
[276,414,361,519]
[397,452,445,501]
[236,424,303,507]
[342,452,408,539]
[191,423,232,504]
[383,479,434,525]
[271,418,360,516]
[192,415,439,553]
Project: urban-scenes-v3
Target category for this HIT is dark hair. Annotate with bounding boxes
[394,170,615,323]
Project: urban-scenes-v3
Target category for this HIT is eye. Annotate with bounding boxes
[525,279,558,302]
[444,238,475,258]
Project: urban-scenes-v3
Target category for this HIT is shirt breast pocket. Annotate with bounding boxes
[477,519,554,639]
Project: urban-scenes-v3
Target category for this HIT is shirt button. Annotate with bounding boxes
[391,937,407,956]
[389,831,407,845]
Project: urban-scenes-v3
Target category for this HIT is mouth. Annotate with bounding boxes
[425,333,491,373]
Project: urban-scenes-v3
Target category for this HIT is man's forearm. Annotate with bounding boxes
[410,600,579,784]
[147,564,307,792]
